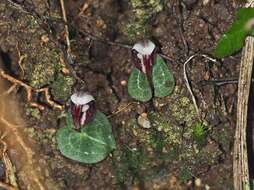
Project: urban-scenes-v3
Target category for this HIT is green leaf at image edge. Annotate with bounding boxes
[214,8,254,58]
[57,112,116,164]
[152,55,175,97]
[128,68,152,102]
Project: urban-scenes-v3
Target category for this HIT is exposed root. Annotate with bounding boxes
[0,118,45,190]
[0,133,18,189]
[0,69,64,110]
[16,43,27,79]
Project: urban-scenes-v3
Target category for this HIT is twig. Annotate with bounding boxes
[16,43,27,78]
[107,102,139,118]
[173,0,189,55]
[77,3,89,18]
[233,36,254,190]
[0,69,64,110]
[77,30,132,49]
[199,78,240,86]
[5,0,28,14]
[159,53,175,63]
[232,2,254,190]
[183,54,217,121]
[59,0,71,54]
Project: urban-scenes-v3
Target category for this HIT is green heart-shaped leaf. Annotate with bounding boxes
[152,55,175,97]
[57,112,116,164]
[128,68,152,102]
[214,8,254,58]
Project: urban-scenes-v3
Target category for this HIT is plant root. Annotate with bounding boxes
[0,69,64,110]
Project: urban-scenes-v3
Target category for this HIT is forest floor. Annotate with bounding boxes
[0,0,249,190]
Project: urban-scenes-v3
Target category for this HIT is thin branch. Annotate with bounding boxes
[183,54,217,121]
[233,36,254,190]
[77,30,132,49]
[199,78,240,86]
[107,102,139,118]
[5,0,28,13]
[233,2,254,190]
[59,0,71,54]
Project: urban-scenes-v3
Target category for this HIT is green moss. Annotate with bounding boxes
[112,146,146,186]
[50,74,75,101]
[124,0,164,40]
[171,96,198,128]
[192,123,207,147]
[131,0,164,12]
[125,22,151,40]
[149,129,167,153]
[25,105,41,119]
[149,112,182,146]
[179,167,193,183]
[211,124,233,152]
[26,15,39,29]
[28,48,59,88]
[25,127,57,145]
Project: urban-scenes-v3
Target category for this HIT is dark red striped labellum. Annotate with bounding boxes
[131,40,156,75]
[70,92,97,130]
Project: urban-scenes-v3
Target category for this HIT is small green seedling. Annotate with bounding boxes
[214,8,254,58]
[128,40,175,102]
[192,123,207,147]
[57,92,116,164]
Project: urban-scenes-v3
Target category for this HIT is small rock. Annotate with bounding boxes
[203,0,210,5]
[195,178,202,187]
[120,80,127,86]
[141,113,147,117]
[137,114,151,129]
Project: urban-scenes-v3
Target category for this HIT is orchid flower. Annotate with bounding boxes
[70,92,96,130]
[131,40,156,74]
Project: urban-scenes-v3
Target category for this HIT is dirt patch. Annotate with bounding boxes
[0,0,248,189]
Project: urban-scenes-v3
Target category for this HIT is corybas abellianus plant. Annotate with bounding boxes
[57,92,116,164]
[128,40,175,102]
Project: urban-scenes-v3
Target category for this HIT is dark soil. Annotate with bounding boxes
[0,0,249,190]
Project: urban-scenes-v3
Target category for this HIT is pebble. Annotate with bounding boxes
[195,178,202,187]
[137,113,151,129]
[203,0,210,5]
[120,80,127,86]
